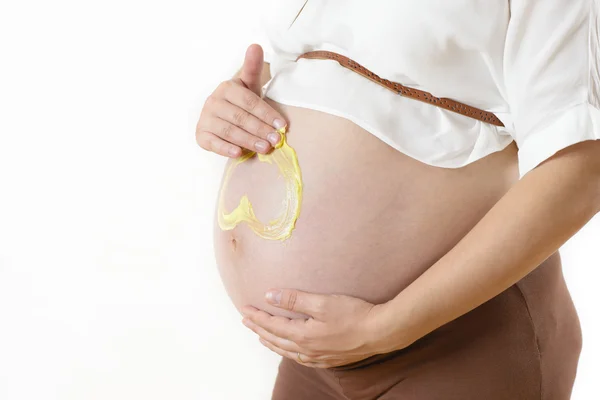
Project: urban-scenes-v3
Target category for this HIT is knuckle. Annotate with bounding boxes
[254,315,268,326]
[293,332,310,345]
[219,142,233,157]
[243,93,260,110]
[219,80,232,91]
[232,109,247,126]
[204,94,215,107]
[204,95,220,111]
[304,349,319,358]
[261,109,274,124]
[290,331,303,344]
[255,123,272,138]
[299,333,311,344]
[220,124,234,140]
[286,291,298,311]
[215,81,230,96]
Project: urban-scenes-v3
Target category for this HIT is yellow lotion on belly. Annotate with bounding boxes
[217,125,302,241]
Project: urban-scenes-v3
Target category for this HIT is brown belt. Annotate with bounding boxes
[295,50,504,127]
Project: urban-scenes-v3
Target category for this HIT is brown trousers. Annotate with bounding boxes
[272,252,582,400]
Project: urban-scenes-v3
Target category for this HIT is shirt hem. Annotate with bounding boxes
[264,93,515,170]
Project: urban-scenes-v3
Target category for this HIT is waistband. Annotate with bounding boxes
[328,348,406,372]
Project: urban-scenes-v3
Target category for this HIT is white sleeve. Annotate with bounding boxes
[504,0,600,178]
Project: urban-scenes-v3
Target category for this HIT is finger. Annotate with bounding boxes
[211,98,282,147]
[265,289,332,320]
[221,80,287,134]
[195,130,242,158]
[257,338,325,368]
[239,44,264,96]
[242,317,302,353]
[205,115,272,154]
[243,308,307,341]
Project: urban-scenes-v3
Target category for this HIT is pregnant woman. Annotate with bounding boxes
[196,1,600,398]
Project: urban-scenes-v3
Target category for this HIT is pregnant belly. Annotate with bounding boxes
[213,99,519,319]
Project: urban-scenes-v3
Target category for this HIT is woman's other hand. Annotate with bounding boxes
[195,44,287,157]
[240,289,407,369]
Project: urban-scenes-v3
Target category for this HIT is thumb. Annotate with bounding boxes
[265,289,330,319]
[239,44,265,96]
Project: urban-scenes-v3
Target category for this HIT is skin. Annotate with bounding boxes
[214,95,524,331]
[199,45,600,368]
[240,139,600,368]
[196,44,285,157]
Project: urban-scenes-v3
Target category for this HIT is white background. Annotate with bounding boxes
[0,1,598,399]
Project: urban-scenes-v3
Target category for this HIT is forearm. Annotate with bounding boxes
[372,140,600,352]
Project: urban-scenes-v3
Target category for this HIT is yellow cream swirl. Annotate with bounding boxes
[217,125,302,241]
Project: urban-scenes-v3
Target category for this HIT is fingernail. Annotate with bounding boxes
[267,132,280,146]
[273,119,286,131]
[266,290,282,305]
[228,147,240,157]
[255,141,268,152]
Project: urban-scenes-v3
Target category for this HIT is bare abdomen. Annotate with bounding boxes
[213,99,519,318]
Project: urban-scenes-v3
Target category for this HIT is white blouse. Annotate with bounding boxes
[250,0,600,178]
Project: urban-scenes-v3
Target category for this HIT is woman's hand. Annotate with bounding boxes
[240,289,405,369]
[195,44,287,157]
